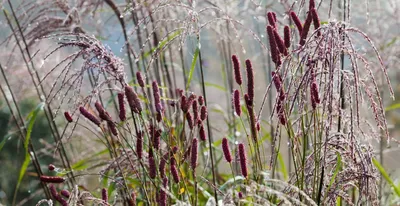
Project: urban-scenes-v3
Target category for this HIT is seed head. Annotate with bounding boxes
[64,112,73,123]
[125,85,142,114]
[170,158,180,183]
[267,12,277,29]
[79,106,101,126]
[152,81,163,113]
[309,0,315,10]
[148,150,157,179]
[60,189,70,198]
[130,191,137,206]
[290,11,303,35]
[102,188,108,203]
[267,25,281,66]
[233,89,241,116]
[49,184,68,206]
[200,106,207,121]
[136,131,143,159]
[108,121,118,136]
[186,112,194,130]
[180,95,187,112]
[300,11,313,46]
[199,123,206,141]
[136,72,145,87]
[232,55,242,85]
[190,138,198,170]
[40,175,65,183]
[310,8,321,35]
[192,101,199,125]
[222,137,232,163]
[198,96,204,105]
[95,101,112,122]
[238,143,248,178]
[284,26,291,48]
[117,92,126,121]
[48,164,55,171]
[159,177,168,206]
[273,29,288,56]
[246,59,255,102]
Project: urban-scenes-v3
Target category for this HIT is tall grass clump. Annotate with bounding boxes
[0,0,398,205]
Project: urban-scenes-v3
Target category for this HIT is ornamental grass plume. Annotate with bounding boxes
[102,188,108,203]
[198,96,204,106]
[40,176,65,183]
[95,101,112,122]
[232,55,242,85]
[60,190,70,198]
[136,131,143,159]
[148,149,157,179]
[267,12,277,29]
[152,81,163,113]
[186,112,194,129]
[49,184,68,206]
[192,101,199,124]
[273,29,288,56]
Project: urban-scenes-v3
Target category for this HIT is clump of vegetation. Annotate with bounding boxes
[0,0,399,205]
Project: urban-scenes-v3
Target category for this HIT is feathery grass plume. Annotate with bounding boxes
[148,149,157,179]
[284,26,291,48]
[192,101,199,124]
[136,72,145,88]
[170,157,180,183]
[200,106,207,121]
[233,89,241,116]
[152,81,163,113]
[267,12,277,29]
[125,85,142,114]
[117,92,126,121]
[79,106,101,126]
[60,190,70,198]
[64,112,73,123]
[102,188,108,203]
[238,143,248,178]
[222,138,232,163]
[198,96,204,106]
[232,55,242,86]
[159,177,168,206]
[95,101,112,122]
[273,29,288,56]
[290,11,303,35]
[49,184,68,206]
[48,164,55,171]
[267,25,281,66]
[136,131,143,159]
[199,123,206,141]
[186,112,194,130]
[191,138,198,170]
[310,8,321,35]
[299,11,313,46]
[245,60,255,102]
[40,176,65,183]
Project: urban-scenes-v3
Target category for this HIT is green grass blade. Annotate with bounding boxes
[323,152,342,202]
[14,102,45,201]
[372,157,400,197]
[186,41,200,90]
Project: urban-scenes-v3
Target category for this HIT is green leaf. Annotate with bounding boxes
[277,153,288,180]
[385,103,400,112]
[204,82,227,92]
[324,152,342,202]
[186,41,200,90]
[143,30,182,59]
[0,132,17,152]
[219,176,245,191]
[14,102,45,201]
[373,157,400,197]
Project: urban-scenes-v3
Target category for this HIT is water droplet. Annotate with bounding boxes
[235,131,241,137]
